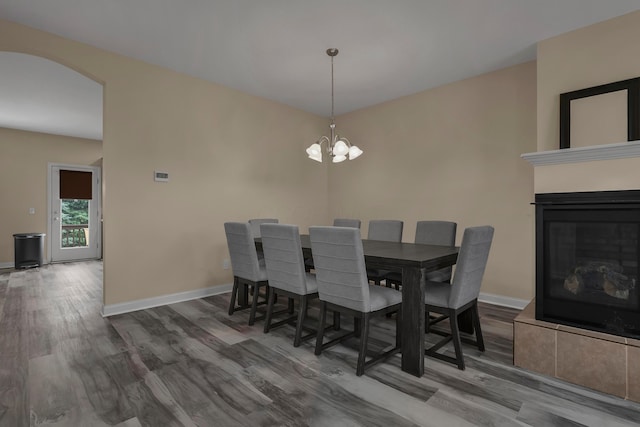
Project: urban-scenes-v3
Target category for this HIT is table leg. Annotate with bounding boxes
[400,266,424,377]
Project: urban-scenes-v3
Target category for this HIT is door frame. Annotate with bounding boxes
[47,162,102,263]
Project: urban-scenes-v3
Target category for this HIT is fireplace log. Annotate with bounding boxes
[563,262,633,300]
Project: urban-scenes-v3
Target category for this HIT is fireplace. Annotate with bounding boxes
[536,190,640,338]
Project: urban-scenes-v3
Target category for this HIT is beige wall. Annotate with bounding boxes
[329,62,537,301]
[535,158,640,194]
[536,10,640,193]
[0,19,329,305]
[0,127,102,264]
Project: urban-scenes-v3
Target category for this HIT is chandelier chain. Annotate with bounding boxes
[331,54,335,122]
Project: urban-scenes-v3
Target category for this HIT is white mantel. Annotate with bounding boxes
[521,140,640,166]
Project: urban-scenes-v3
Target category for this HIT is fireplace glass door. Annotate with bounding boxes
[536,191,640,338]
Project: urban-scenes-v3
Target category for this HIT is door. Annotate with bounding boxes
[49,164,101,262]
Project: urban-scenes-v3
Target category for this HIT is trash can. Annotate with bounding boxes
[13,233,45,269]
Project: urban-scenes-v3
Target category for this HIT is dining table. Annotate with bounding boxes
[256,234,460,378]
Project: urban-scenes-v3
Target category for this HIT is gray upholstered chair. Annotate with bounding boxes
[387,221,457,289]
[333,218,361,229]
[367,220,403,242]
[305,218,362,272]
[310,226,402,376]
[366,220,403,286]
[261,223,319,347]
[248,218,279,238]
[224,222,270,325]
[424,225,494,370]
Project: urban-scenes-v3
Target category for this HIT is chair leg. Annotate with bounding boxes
[240,282,250,306]
[333,311,341,331]
[263,287,276,333]
[354,316,361,337]
[288,297,295,314]
[356,314,370,376]
[248,284,260,326]
[228,277,239,315]
[293,295,308,347]
[425,309,430,332]
[449,309,465,370]
[315,302,327,355]
[471,303,485,351]
[395,307,402,348]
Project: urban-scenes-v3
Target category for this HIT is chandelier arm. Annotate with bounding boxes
[316,135,332,154]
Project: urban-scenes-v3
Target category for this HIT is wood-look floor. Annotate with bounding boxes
[2,261,640,426]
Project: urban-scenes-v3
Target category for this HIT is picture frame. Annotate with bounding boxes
[559,77,640,149]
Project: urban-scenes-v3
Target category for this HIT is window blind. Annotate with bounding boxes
[60,170,92,199]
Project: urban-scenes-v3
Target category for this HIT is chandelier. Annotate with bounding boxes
[306,48,363,163]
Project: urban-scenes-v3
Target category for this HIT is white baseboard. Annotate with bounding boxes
[79,279,530,316]
[478,292,529,310]
[102,283,233,317]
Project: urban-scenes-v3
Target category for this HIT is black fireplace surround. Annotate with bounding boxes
[536,190,640,339]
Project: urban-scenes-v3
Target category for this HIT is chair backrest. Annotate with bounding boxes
[416,221,457,282]
[367,220,403,242]
[309,226,371,312]
[260,223,312,294]
[248,218,279,238]
[449,226,494,309]
[224,222,264,282]
[415,221,457,246]
[333,218,361,229]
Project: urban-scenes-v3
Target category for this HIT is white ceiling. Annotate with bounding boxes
[0,52,103,140]
[1,0,640,140]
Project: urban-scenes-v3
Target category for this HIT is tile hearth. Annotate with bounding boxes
[514,300,640,402]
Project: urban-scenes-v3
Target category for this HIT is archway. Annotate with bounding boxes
[0,51,105,307]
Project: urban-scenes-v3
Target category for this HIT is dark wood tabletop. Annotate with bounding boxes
[258,235,458,271]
